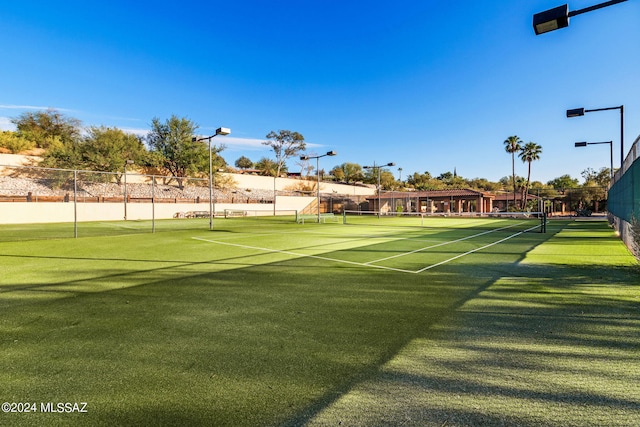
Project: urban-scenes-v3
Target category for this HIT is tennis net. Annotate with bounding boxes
[342,210,547,232]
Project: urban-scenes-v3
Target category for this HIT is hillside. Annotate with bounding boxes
[0,153,375,197]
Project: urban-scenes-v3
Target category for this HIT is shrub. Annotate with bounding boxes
[0,131,36,153]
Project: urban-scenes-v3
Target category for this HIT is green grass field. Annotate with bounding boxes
[0,216,638,426]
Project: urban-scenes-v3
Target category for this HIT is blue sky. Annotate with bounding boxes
[1,0,638,184]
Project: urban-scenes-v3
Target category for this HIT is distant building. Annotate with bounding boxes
[367,189,495,214]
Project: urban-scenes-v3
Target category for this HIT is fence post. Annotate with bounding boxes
[73,170,78,238]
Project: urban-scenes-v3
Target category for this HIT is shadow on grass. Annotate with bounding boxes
[299,260,640,425]
[2,220,638,426]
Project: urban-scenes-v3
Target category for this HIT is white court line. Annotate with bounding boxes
[193,222,540,274]
[192,237,417,274]
[365,222,525,265]
[416,224,540,272]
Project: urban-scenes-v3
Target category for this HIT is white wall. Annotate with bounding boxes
[0,196,315,224]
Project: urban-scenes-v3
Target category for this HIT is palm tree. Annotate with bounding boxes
[519,142,543,210]
[503,136,522,210]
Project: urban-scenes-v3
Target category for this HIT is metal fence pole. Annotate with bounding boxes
[73,170,78,238]
[152,176,156,233]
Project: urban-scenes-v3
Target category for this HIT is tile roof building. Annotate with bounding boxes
[366,189,495,214]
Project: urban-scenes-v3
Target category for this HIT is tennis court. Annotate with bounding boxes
[192,212,548,274]
[0,215,638,426]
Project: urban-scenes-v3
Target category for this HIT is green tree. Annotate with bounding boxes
[331,162,364,183]
[263,130,306,177]
[11,109,81,149]
[146,116,219,189]
[529,181,557,199]
[407,171,454,191]
[512,176,528,212]
[0,130,35,153]
[503,135,522,209]
[593,167,612,188]
[363,166,397,190]
[234,156,253,169]
[330,165,345,181]
[80,127,147,183]
[467,178,502,192]
[379,170,396,190]
[437,171,453,181]
[518,142,543,209]
[581,167,597,183]
[407,171,432,190]
[39,140,81,170]
[255,157,278,177]
[39,126,148,183]
[581,167,610,212]
[435,171,467,189]
[581,167,611,187]
[547,174,579,190]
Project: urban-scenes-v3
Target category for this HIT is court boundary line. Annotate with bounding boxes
[415,224,540,272]
[192,221,540,274]
[364,222,526,265]
[192,237,417,274]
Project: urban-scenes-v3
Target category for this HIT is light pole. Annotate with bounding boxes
[213,167,225,216]
[567,106,624,168]
[533,0,627,35]
[300,150,337,223]
[575,141,614,179]
[193,127,231,230]
[363,162,395,218]
[123,159,134,220]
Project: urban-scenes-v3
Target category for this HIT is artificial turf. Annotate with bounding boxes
[0,217,638,426]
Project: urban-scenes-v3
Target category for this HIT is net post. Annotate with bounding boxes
[343,210,346,224]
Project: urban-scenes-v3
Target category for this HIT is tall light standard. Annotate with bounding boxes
[123,159,134,220]
[533,0,627,35]
[575,141,614,179]
[193,127,231,230]
[567,106,624,168]
[363,162,395,218]
[300,150,337,223]
[213,167,225,216]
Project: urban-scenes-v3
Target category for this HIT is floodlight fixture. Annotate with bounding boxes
[533,4,569,35]
[566,105,624,167]
[566,108,585,118]
[363,161,396,218]
[574,141,614,178]
[299,150,338,222]
[533,0,628,35]
[193,127,231,230]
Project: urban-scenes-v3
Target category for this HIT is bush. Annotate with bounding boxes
[0,131,36,153]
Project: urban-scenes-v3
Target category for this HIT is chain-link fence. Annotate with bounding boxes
[0,165,284,240]
[609,134,640,257]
